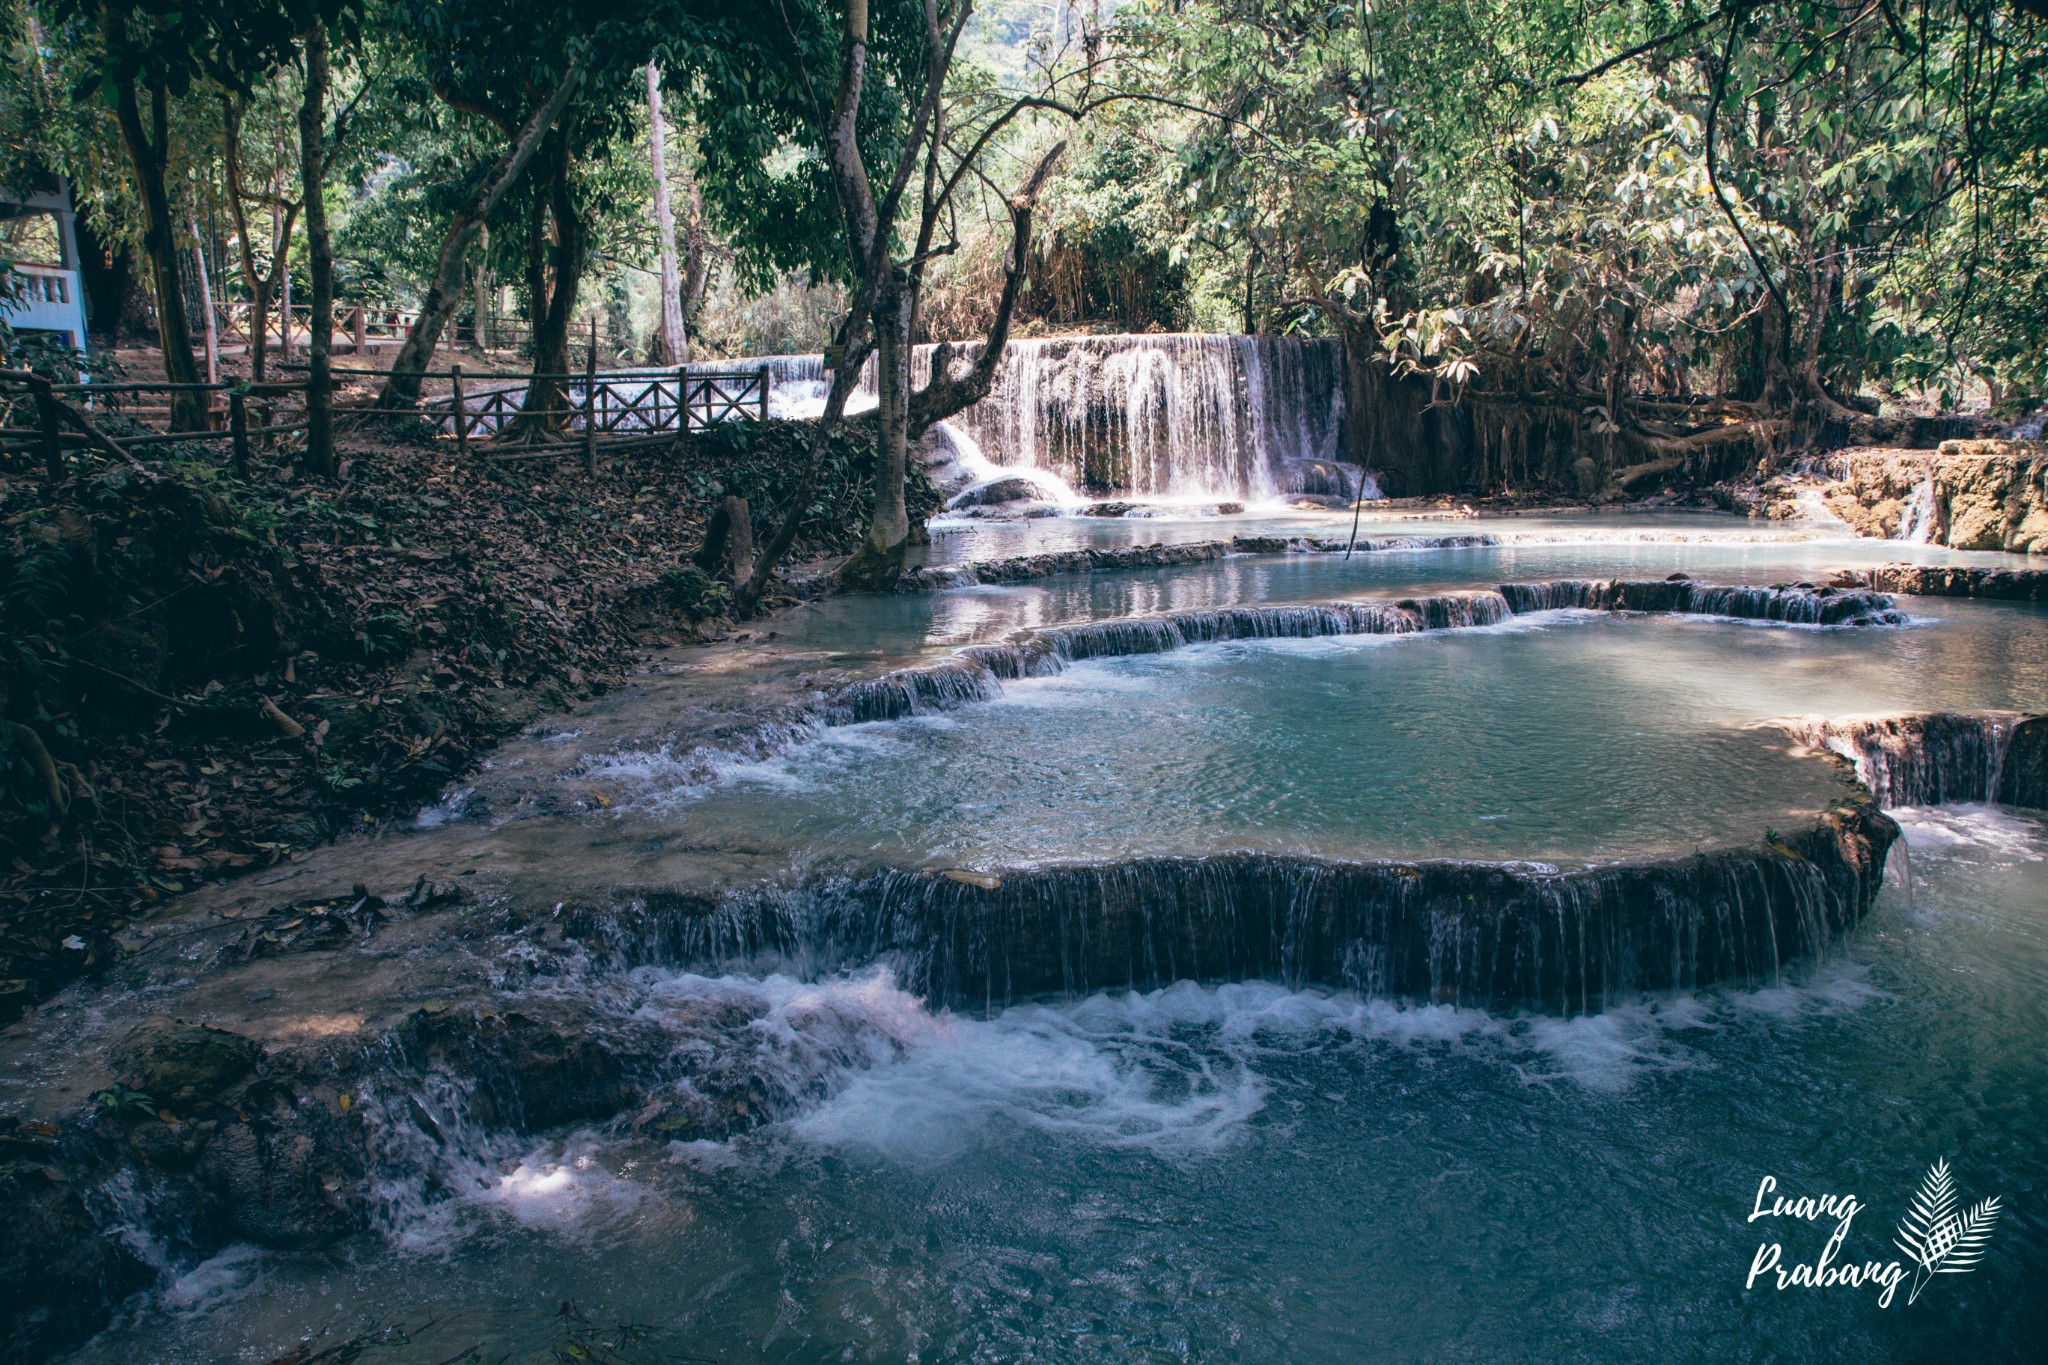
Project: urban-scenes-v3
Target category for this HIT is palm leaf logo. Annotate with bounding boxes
[1894,1159,2002,1305]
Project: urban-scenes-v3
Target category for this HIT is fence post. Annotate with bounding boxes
[229,389,249,478]
[582,318,598,477]
[758,369,769,422]
[451,363,468,459]
[673,368,690,459]
[33,378,63,482]
[351,305,366,355]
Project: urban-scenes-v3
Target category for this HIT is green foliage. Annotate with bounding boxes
[91,1083,157,1117]
[657,563,727,620]
[1113,0,2048,411]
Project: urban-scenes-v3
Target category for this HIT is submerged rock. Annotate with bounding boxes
[1849,563,2048,602]
[948,477,1044,509]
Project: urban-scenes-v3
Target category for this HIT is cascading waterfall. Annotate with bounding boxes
[570,821,1893,1017]
[1895,471,1939,543]
[1785,714,2046,809]
[731,333,1353,504]
[943,333,1348,502]
[825,579,1902,725]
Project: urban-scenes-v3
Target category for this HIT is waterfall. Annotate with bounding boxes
[570,810,1896,1017]
[730,333,1353,504]
[944,333,1348,502]
[1895,472,1939,543]
[1785,714,2046,809]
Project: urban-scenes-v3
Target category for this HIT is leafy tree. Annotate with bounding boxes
[40,0,355,431]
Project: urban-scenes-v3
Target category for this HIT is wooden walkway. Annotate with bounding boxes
[426,369,770,442]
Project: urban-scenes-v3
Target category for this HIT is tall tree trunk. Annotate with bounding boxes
[112,72,205,430]
[375,60,585,410]
[473,224,492,352]
[298,24,335,477]
[737,0,961,612]
[191,218,218,385]
[645,63,687,365]
[518,128,587,430]
[678,154,710,330]
[222,97,299,384]
[840,271,912,587]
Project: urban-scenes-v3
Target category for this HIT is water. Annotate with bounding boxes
[609,614,1870,866]
[50,509,2048,1361]
[69,811,2048,1361]
[738,334,1353,504]
[1897,470,1939,544]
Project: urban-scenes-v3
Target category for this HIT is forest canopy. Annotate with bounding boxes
[1,0,2043,459]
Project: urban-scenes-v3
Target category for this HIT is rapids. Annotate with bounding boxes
[25,506,2048,1363]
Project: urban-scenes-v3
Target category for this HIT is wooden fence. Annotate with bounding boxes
[0,369,307,479]
[424,368,769,442]
[3,359,773,483]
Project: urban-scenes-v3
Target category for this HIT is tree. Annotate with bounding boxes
[645,61,687,364]
[44,0,342,430]
[733,0,1088,606]
[1112,0,2048,494]
[372,54,585,410]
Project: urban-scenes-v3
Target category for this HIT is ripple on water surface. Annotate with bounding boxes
[594,611,1924,866]
[64,812,2048,1363]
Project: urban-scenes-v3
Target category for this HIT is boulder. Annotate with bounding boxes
[948,477,1044,509]
[107,1019,259,1108]
[1573,456,1600,499]
[1820,444,2048,552]
[1933,442,2048,554]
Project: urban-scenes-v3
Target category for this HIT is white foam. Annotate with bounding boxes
[412,786,475,829]
[1891,803,2045,859]
[161,1243,266,1314]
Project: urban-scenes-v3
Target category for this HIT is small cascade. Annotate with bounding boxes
[573,810,1895,1016]
[813,581,1902,731]
[1496,577,1904,626]
[920,421,1083,508]
[1895,472,1939,543]
[1786,714,2046,809]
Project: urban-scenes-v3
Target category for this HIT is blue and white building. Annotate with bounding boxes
[1,177,88,355]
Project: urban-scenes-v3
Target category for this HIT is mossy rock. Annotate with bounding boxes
[107,1019,259,1106]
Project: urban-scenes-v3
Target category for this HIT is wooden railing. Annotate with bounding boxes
[0,370,307,479]
[3,359,772,483]
[304,365,776,448]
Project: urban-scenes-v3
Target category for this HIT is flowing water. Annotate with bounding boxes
[51,502,2048,1362]
[70,811,2048,1362]
[747,334,1352,504]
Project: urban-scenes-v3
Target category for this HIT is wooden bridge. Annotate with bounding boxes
[1,360,775,484]
[427,368,771,443]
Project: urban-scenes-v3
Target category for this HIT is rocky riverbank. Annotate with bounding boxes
[1813,440,2048,553]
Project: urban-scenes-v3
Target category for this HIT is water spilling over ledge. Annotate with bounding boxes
[746,335,1354,502]
[523,577,2014,1017]
[894,533,1503,591]
[823,578,1905,725]
[1785,713,2047,809]
[570,809,1895,1017]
